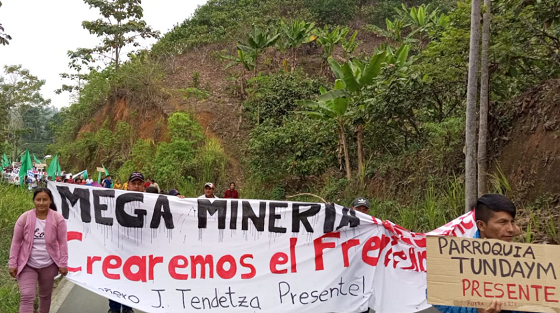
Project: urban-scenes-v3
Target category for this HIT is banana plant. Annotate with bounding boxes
[314,25,350,59]
[222,49,255,98]
[280,20,316,70]
[396,4,450,39]
[328,50,388,92]
[222,49,255,72]
[383,44,411,68]
[367,18,410,43]
[237,25,280,74]
[296,80,352,180]
[327,47,410,178]
[369,4,450,43]
[342,30,359,59]
[406,4,430,28]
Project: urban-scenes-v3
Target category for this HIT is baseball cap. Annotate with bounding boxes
[128,172,145,183]
[204,182,215,189]
[352,197,370,209]
[169,189,181,196]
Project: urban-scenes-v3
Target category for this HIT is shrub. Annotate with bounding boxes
[0,185,32,313]
[304,0,357,25]
[248,117,337,182]
[245,71,323,125]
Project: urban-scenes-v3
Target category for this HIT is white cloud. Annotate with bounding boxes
[0,0,208,108]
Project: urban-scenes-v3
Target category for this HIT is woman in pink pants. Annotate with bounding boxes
[9,187,68,313]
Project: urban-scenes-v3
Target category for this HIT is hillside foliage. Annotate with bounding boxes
[1,0,557,227]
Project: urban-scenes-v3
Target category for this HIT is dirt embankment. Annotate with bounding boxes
[495,80,560,203]
[72,30,389,186]
[78,96,168,142]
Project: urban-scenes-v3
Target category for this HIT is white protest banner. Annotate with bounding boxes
[48,182,477,313]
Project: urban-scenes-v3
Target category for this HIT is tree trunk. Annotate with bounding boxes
[340,123,352,181]
[240,71,247,99]
[115,46,120,73]
[357,124,364,178]
[253,52,259,76]
[337,131,343,171]
[465,0,481,212]
[291,48,297,71]
[478,0,491,197]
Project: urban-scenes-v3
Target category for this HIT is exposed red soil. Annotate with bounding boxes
[495,80,560,203]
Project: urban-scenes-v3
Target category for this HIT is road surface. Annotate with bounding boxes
[52,280,147,313]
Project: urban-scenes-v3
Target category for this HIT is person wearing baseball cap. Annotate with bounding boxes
[351,197,370,214]
[127,172,145,192]
[107,172,144,313]
[198,182,218,199]
[169,189,186,199]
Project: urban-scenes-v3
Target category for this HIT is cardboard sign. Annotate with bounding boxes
[96,167,105,172]
[427,236,560,313]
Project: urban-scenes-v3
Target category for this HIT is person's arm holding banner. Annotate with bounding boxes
[481,300,501,313]
[433,299,501,313]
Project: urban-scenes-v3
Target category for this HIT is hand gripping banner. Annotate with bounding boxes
[48,182,476,313]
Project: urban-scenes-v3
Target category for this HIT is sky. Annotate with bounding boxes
[0,0,208,108]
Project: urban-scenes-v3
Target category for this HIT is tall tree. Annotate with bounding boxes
[76,0,159,72]
[0,65,50,160]
[0,1,12,45]
[465,0,481,212]
[477,0,491,196]
[328,47,409,178]
[56,50,95,102]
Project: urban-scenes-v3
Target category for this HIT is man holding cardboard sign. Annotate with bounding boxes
[429,194,534,313]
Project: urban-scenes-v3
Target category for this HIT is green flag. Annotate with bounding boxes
[2,153,9,168]
[46,154,58,178]
[56,158,62,176]
[83,169,88,180]
[32,154,41,164]
[98,165,110,186]
[19,149,33,185]
[47,154,59,179]
[47,154,62,178]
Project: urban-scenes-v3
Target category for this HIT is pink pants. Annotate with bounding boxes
[17,263,59,313]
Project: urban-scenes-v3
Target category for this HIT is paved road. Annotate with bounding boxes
[53,281,147,313]
[52,280,439,313]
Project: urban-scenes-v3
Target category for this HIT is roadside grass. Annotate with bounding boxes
[0,184,32,313]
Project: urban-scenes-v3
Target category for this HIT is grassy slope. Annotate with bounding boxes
[0,184,32,313]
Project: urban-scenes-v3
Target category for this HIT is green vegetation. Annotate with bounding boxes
[0,1,11,45]
[38,0,559,207]
[0,185,32,313]
[0,65,55,159]
[0,2,559,311]
[115,112,226,195]
[71,0,159,73]
[2,0,557,233]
